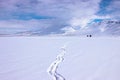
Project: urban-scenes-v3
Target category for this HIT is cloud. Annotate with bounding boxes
[2,0,116,36]
[59,0,120,36]
[0,18,68,35]
[0,0,101,19]
[0,19,52,34]
[56,0,102,35]
[0,19,52,28]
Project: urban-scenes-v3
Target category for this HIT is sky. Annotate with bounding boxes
[0,0,120,36]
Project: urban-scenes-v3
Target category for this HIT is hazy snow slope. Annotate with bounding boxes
[0,37,120,80]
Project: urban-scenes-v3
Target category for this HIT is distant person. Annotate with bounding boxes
[87,35,92,37]
[90,35,92,37]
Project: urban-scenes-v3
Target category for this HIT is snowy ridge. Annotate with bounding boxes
[86,20,120,36]
[60,20,120,36]
[47,45,66,80]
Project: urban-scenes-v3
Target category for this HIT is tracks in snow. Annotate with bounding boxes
[47,45,66,80]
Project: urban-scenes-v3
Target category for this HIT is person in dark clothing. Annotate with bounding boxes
[87,35,92,37]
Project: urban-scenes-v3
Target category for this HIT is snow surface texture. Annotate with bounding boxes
[0,37,120,80]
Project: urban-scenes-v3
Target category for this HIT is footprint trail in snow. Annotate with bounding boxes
[47,45,66,80]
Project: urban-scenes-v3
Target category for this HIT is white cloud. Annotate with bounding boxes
[0,0,103,35]
[0,20,50,29]
[59,0,102,35]
[0,19,53,34]
[61,26,76,35]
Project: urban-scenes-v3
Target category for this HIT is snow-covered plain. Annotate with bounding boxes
[0,37,120,80]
